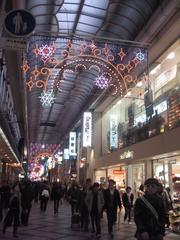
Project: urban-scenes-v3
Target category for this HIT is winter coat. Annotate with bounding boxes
[122,192,134,207]
[85,190,104,214]
[104,188,122,211]
[134,193,166,237]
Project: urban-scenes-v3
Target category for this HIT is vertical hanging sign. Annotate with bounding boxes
[69,132,77,156]
[110,116,118,148]
[83,112,92,147]
[63,149,69,160]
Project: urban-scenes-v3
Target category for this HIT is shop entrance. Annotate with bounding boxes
[107,166,126,192]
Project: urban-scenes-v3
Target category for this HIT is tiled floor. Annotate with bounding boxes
[0,200,179,239]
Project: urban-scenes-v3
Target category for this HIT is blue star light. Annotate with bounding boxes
[136,51,144,62]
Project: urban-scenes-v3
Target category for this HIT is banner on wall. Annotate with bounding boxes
[83,112,92,147]
[69,132,77,156]
[110,116,118,148]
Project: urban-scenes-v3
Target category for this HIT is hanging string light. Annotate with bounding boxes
[23,37,148,96]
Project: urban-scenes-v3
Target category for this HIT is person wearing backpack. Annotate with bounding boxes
[134,178,166,240]
[40,183,50,212]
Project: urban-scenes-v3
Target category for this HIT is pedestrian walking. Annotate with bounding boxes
[134,178,166,240]
[51,182,63,214]
[104,179,122,238]
[2,182,21,237]
[40,183,50,212]
[122,186,134,223]
[86,182,104,238]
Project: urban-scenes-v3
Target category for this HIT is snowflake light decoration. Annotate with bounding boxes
[95,74,110,89]
[39,90,56,107]
[34,43,56,63]
[136,51,144,62]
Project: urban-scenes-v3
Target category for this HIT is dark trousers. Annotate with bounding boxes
[40,196,48,212]
[54,198,60,213]
[107,208,117,234]
[0,206,3,223]
[80,206,89,231]
[71,201,78,215]
[3,209,19,234]
[34,192,39,203]
[124,206,132,222]
[91,212,101,234]
[137,234,163,240]
[21,207,31,225]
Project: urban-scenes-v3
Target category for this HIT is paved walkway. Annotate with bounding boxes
[0,200,179,239]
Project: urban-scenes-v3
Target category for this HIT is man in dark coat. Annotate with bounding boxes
[134,178,166,240]
[122,186,134,223]
[67,182,80,215]
[78,178,92,232]
[0,181,11,213]
[3,182,21,237]
[21,180,34,226]
[104,179,122,238]
[51,182,63,214]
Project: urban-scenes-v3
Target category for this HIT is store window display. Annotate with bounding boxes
[153,159,180,233]
[101,41,180,154]
[171,163,180,233]
[107,167,126,192]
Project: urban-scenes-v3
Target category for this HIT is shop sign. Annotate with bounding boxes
[64,148,69,160]
[0,37,26,50]
[57,156,63,164]
[69,132,77,156]
[83,112,92,147]
[110,116,118,148]
[120,150,134,160]
[4,9,36,37]
[113,170,125,175]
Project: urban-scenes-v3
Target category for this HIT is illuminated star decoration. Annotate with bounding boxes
[136,51,144,62]
[95,74,110,89]
[34,43,56,64]
[39,90,56,107]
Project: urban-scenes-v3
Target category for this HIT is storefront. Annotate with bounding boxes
[94,161,145,196]
[107,167,126,190]
[153,155,180,199]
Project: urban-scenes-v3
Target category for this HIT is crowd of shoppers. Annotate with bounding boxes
[0,177,174,239]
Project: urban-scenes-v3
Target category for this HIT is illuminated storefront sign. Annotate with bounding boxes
[113,170,125,175]
[120,150,134,159]
[69,132,77,156]
[83,112,92,147]
[64,149,69,160]
[110,116,118,148]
